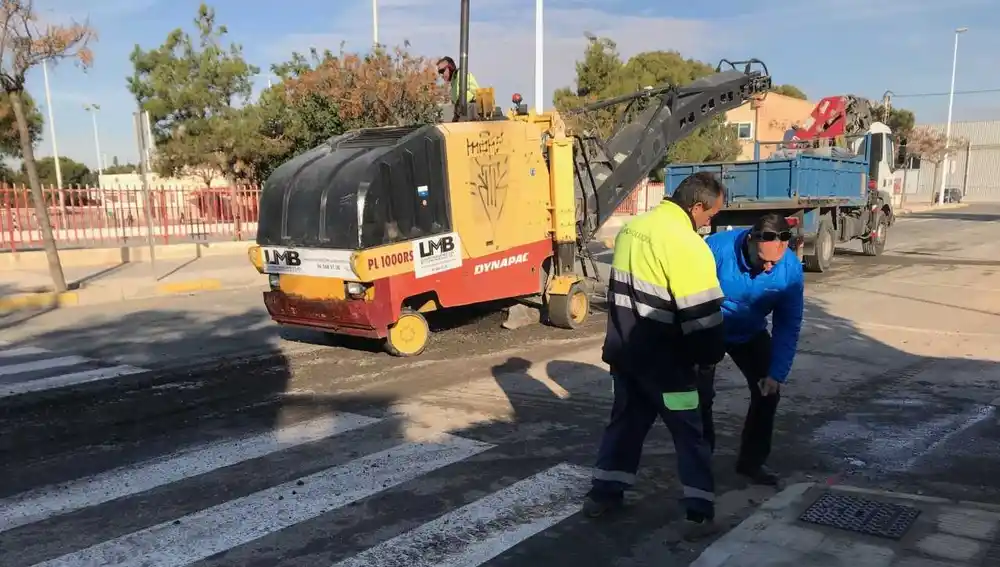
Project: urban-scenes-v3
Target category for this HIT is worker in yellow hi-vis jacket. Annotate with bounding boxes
[436,56,478,121]
[584,172,728,542]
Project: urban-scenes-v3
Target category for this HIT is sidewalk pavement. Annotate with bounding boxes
[0,201,970,311]
[692,482,1000,567]
[0,251,265,311]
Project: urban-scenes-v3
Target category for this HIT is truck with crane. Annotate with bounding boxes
[246,0,773,355]
[663,93,898,272]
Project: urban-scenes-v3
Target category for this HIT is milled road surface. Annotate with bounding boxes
[0,205,998,567]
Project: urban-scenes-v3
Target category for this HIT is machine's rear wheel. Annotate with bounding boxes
[862,211,888,256]
[384,308,430,357]
[547,283,590,329]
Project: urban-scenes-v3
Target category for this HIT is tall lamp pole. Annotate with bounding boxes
[372,0,379,46]
[41,59,63,191]
[938,26,968,205]
[534,0,543,114]
[83,103,103,175]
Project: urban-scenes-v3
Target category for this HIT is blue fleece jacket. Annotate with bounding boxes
[704,229,804,383]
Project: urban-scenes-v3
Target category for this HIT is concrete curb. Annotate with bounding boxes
[894,202,969,216]
[0,240,253,270]
[0,278,266,312]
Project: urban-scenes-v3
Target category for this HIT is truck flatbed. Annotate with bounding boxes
[664,151,869,209]
[659,129,896,273]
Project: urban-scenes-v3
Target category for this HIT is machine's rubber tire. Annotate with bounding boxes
[803,220,835,273]
[862,211,889,256]
[547,283,590,330]
[384,308,430,357]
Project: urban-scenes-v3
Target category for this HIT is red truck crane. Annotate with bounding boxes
[784,94,876,143]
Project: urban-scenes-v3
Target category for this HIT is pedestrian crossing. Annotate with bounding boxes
[0,410,595,567]
[0,341,147,399]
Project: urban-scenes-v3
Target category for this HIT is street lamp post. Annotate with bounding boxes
[40,59,64,199]
[534,0,543,114]
[372,0,379,46]
[83,103,103,175]
[938,26,968,206]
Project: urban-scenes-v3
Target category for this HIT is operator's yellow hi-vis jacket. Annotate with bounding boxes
[450,70,479,104]
[601,199,727,396]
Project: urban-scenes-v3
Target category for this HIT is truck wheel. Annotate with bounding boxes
[547,283,590,329]
[384,308,430,357]
[803,220,834,273]
[862,211,889,256]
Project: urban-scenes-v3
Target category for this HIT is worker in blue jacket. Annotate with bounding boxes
[701,213,804,486]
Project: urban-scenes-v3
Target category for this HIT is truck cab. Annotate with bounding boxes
[852,122,897,212]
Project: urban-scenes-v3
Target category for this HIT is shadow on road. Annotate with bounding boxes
[0,287,998,564]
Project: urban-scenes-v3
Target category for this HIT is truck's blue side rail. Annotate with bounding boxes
[664,154,868,207]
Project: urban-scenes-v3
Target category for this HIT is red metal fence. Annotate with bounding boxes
[613,181,664,215]
[1,184,261,252]
[2,180,666,251]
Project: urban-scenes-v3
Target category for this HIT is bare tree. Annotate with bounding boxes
[0,0,96,292]
[906,126,967,165]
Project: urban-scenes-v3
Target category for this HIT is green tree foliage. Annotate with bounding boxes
[127,3,259,185]
[771,84,807,99]
[0,161,17,183]
[0,90,43,158]
[103,156,139,174]
[553,36,741,176]
[870,104,915,139]
[128,4,446,186]
[241,45,445,182]
[1,0,97,293]
[23,156,97,186]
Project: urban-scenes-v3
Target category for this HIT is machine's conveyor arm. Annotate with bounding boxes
[572,59,772,241]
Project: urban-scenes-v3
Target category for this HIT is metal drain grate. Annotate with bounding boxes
[798,492,921,540]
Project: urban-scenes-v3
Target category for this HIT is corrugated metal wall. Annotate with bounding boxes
[901,120,1000,202]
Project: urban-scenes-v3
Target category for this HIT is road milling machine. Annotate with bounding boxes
[248,0,773,356]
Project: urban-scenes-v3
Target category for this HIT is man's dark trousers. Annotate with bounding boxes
[590,367,715,519]
[699,330,780,473]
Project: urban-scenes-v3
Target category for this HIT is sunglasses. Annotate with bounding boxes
[753,230,793,242]
[437,68,447,75]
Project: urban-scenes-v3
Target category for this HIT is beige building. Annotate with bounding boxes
[725,93,817,161]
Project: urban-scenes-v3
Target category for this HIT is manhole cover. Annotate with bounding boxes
[798,492,921,539]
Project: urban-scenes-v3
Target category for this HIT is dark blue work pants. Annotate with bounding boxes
[589,367,716,519]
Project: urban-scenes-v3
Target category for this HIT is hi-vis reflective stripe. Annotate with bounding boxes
[680,311,724,334]
[609,267,676,323]
[611,293,674,323]
[674,287,724,310]
[683,485,715,502]
[674,286,725,335]
[610,268,673,302]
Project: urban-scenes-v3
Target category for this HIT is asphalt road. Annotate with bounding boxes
[1,205,998,567]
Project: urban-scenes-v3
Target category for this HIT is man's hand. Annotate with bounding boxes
[757,377,780,396]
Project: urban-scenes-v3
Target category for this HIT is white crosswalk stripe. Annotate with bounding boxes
[0,343,148,399]
[1,410,594,567]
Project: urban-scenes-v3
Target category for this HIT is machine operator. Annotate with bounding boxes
[436,56,478,121]
[699,213,805,486]
[585,172,728,541]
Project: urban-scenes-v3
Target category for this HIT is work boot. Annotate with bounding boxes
[736,464,780,486]
[582,490,623,518]
[679,510,723,541]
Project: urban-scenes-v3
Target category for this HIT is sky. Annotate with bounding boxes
[18,0,1000,171]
